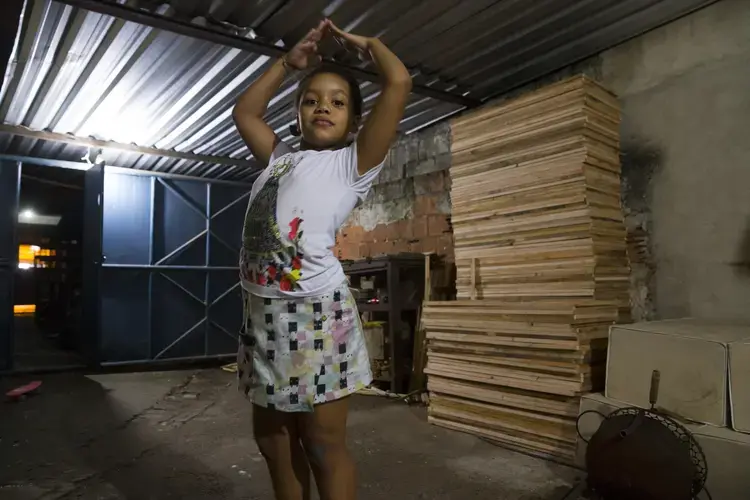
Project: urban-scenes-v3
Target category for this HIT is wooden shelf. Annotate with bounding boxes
[357,302,389,312]
[357,302,420,312]
[343,254,426,393]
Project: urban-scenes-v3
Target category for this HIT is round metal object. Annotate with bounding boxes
[585,407,707,500]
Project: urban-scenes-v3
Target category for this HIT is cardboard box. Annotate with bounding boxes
[605,319,750,427]
[729,340,750,433]
[578,393,750,500]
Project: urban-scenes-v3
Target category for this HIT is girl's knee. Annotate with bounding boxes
[301,437,348,470]
[255,434,282,462]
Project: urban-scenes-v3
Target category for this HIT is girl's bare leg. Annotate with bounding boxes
[300,397,355,500]
[253,404,311,500]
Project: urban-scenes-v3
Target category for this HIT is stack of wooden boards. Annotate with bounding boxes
[424,75,631,463]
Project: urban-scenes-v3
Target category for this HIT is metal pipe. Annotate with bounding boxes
[99,353,234,367]
[53,0,481,108]
[211,190,251,220]
[156,177,206,220]
[104,164,252,186]
[204,183,212,356]
[153,230,208,266]
[154,318,207,360]
[101,264,239,271]
[159,272,206,306]
[0,155,253,186]
[147,176,155,359]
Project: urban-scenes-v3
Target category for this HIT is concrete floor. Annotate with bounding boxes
[13,316,85,372]
[0,369,581,499]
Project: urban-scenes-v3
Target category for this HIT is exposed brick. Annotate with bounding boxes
[413,171,445,195]
[404,135,420,164]
[379,152,405,183]
[392,140,414,176]
[418,122,451,159]
[407,156,452,177]
[371,241,391,257]
[418,131,434,162]
[435,122,452,151]
[371,223,388,242]
[412,217,429,239]
[371,178,413,204]
[340,225,363,243]
[428,215,451,236]
[435,152,451,170]
[384,222,402,241]
[359,243,372,258]
[339,243,360,260]
[394,219,413,240]
[417,236,439,255]
[391,239,410,254]
[414,196,439,216]
[435,191,452,215]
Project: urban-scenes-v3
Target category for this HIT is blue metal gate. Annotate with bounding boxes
[93,168,250,365]
[81,164,104,365]
[0,160,21,371]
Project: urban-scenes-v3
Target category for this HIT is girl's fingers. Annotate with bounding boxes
[325,19,343,34]
[326,19,350,41]
[294,41,311,53]
[303,28,317,42]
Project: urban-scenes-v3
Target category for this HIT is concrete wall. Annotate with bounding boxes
[599,0,750,321]
[339,0,750,321]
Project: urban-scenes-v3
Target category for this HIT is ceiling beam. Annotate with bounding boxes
[0,123,255,168]
[22,173,83,190]
[52,0,481,108]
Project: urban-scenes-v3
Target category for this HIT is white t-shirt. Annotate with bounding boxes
[239,141,382,298]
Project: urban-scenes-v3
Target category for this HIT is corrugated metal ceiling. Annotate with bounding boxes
[0,0,716,182]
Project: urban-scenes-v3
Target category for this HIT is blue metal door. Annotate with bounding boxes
[0,160,21,371]
[81,164,104,365]
[98,169,250,365]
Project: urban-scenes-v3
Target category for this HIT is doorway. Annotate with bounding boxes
[11,163,87,371]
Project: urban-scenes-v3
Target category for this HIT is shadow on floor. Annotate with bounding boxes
[0,371,236,499]
[12,315,85,372]
[0,369,582,499]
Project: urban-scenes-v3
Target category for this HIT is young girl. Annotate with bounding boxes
[232,19,411,500]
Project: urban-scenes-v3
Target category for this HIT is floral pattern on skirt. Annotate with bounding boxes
[237,282,372,412]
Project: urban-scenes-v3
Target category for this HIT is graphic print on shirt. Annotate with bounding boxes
[241,154,305,292]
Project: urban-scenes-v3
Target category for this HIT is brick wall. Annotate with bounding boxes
[335,122,455,262]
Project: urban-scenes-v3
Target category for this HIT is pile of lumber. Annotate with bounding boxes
[450,75,630,319]
[425,76,630,463]
[424,299,617,461]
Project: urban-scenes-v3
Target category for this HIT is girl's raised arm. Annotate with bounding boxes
[232,22,326,166]
[327,21,412,176]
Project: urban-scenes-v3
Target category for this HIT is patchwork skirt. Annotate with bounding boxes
[237,282,373,412]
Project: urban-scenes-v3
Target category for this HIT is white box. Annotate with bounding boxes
[728,340,750,433]
[605,319,750,427]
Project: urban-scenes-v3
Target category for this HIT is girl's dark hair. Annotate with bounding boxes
[289,65,363,137]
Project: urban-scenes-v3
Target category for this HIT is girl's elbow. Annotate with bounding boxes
[231,104,243,122]
[388,72,412,92]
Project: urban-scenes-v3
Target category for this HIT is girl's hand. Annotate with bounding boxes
[284,20,327,70]
[325,19,372,62]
